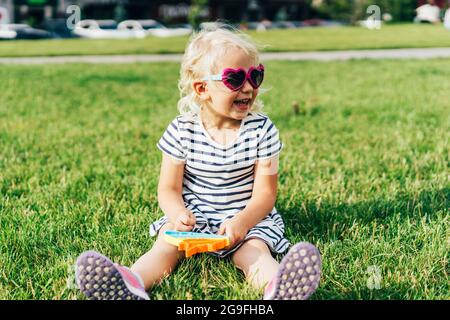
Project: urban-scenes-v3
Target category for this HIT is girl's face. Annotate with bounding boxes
[198,47,259,123]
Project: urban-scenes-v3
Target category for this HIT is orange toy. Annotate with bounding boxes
[164,231,230,257]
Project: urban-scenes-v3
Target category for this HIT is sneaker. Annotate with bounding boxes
[75,250,150,300]
[263,242,321,300]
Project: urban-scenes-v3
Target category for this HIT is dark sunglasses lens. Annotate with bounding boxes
[250,69,264,88]
[224,70,246,90]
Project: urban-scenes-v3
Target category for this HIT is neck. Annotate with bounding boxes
[200,106,241,129]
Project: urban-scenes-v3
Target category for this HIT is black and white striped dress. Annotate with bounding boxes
[150,112,290,257]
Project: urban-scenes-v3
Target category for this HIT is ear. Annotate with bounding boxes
[192,81,210,101]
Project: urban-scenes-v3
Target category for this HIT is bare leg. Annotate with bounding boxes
[234,240,322,300]
[231,238,279,290]
[131,223,184,290]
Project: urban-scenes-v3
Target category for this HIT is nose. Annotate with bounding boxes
[241,78,254,93]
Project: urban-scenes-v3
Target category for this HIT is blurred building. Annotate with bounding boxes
[1,0,314,25]
[1,0,59,25]
[0,0,13,24]
[2,0,446,26]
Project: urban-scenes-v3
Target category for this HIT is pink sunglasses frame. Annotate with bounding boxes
[201,64,265,91]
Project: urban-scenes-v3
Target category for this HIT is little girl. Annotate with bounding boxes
[75,26,322,300]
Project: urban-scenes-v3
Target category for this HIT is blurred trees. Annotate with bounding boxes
[188,0,209,30]
[310,0,419,23]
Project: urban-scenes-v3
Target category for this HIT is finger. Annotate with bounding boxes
[179,213,196,226]
[178,214,189,225]
[186,214,196,226]
[176,223,194,232]
[224,237,235,250]
[188,211,196,219]
[217,224,226,235]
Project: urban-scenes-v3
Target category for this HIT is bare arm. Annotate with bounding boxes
[218,155,279,247]
[235,155,279,229]
[157,153,195,231]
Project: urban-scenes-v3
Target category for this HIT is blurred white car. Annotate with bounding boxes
[124,19,192,37]
[73,19,191,39]
[73,19,146,39]
[0,25,16,39]
[0,23,52,39]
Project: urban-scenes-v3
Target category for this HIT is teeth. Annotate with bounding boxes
[235,99,250,104]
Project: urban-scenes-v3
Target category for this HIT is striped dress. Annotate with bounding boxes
[150,111,291,257]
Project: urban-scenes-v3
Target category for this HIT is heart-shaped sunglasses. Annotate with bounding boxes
[201,64,264,91]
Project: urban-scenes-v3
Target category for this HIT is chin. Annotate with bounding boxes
[232,110,249,119]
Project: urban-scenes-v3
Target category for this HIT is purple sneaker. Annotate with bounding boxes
[75,251,150,300]
[263,242,321,300]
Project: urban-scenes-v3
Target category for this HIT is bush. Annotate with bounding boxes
[188,0,209,30]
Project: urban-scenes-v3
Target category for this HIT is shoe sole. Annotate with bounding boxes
[271,242,321,300]
[75,250,149,300]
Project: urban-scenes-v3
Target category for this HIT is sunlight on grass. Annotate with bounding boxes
[0,59,448,299]
[0,24,449,57]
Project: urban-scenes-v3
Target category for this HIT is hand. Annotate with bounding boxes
[217,216,250,249]
[173,210,196,232]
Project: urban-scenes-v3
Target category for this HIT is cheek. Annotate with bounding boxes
[223,92,239,103]
[211,91,237,108]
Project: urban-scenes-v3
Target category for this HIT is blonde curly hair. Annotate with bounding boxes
[177,24,265,116]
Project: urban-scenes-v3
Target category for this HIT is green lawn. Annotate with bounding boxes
[0,58,448,300]
[0,24,450,57]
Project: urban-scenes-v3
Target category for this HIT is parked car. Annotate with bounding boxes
[72,19,191,39]
[38,18,79,38]
[0,24,52,40]
[0,25,16,40]
[271,21,300,29]
[72,19,146,39]
[117,19,146,32]
[130,19,165,30]
[130,19,192,37]
[200,21,235,31]
[242,19,342,31]
[166,23,193,30]
[301,19,343,27]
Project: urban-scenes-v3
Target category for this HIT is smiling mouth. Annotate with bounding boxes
[233,98,251,109]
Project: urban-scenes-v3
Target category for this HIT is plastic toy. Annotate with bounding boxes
[164,231,230,257]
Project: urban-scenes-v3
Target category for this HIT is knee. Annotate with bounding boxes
[232,239,272,269]
[234,238,271,257]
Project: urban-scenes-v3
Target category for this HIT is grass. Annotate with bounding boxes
[0,58,449,300]
[0,24,450,58]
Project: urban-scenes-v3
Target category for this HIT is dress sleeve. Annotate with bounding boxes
[257,117,283,160]
[156,118,186,161]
